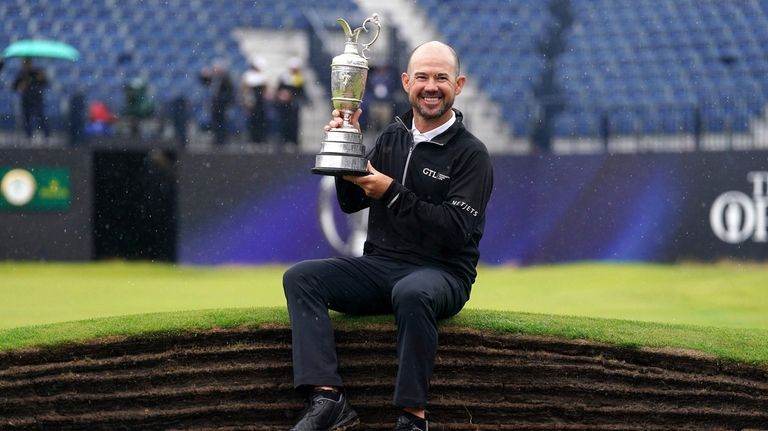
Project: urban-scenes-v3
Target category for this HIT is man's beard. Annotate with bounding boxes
[412,92,452,120]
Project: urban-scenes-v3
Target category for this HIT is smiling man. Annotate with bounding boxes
[405,41,464,127]
[284,41,494,430]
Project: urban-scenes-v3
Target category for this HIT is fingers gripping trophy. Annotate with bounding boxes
[312,14,381,176]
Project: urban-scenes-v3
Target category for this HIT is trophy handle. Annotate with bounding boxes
[360,13,381,60]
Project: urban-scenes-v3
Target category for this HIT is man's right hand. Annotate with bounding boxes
[323,108,362,132]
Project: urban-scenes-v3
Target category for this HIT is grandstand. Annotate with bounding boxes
[2,0,768,153]
[0,0,362,149]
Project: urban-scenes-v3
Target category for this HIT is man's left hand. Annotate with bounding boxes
[343,162,392,199]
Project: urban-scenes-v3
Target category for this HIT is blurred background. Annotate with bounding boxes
[0,0,766,266]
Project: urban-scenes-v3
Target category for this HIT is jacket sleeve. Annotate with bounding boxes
[335,175,370,213]
[380,147,494,251]
[334,137,381,213]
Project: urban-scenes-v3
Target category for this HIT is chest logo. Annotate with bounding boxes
[422,167,450,181]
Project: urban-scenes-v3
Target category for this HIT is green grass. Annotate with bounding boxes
[472,262,768,329]
[1,261,767,365]
[0,262,288,329]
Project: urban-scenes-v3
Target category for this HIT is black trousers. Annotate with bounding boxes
[283,255,470,408]
[210,104,227,145]
[21,100,49,138]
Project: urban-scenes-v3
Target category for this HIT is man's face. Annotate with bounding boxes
[401,45,465,129]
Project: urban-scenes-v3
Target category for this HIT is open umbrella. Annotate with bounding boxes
[3,39,79,61]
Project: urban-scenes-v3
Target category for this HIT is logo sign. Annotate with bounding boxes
[710,171,767,244]
[0,167,71,211]
[318,176,368,256]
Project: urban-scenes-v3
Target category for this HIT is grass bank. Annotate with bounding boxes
[1,307,767,367]
[1,261,766,365]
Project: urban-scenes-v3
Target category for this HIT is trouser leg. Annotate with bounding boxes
[211,107,226,145]
[36,105,49,137]
[391,267,469,408]
[283,257,391,390]
[22,103,33,138]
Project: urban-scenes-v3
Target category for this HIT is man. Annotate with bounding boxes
[275,56,308,151]
[12,58,50,139]
[240,56,269,145]
[283,41,494,430]
[199,59,234,146]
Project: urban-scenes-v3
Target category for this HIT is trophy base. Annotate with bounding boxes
[311,167,369,176]
[312,128,368,176]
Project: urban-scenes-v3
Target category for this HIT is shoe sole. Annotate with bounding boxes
[331,416,360,431]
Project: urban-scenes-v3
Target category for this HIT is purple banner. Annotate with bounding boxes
[177,152,767,265]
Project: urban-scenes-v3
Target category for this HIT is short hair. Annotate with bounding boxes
[407,41,461,76]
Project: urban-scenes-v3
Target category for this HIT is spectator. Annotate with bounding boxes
[275,56,308,151]
[199,59,235,146]
[169,95,189,147]
[123,77,155,138]
[12,58,50,140]
[365,64,398,134]
[67,91,86,146]
[85,100,117,137]
[240,56,269,146]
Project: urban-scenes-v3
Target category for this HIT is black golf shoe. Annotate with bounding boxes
[394,412,428,431]
[290,389,359,431]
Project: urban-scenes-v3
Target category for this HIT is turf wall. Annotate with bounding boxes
[177,151,767,265]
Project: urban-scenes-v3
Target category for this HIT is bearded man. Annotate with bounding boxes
[284,41,494,430]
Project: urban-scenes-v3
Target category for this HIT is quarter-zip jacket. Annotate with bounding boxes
[336,109,494,286]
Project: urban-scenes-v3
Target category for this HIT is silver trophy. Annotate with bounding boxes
[312,13,381,176]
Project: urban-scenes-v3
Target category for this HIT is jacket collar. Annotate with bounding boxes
[395,108,465,146]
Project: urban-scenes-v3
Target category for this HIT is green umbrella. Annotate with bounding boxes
[3,39,79,61]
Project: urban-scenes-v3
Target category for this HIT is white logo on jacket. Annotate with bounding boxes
[423,167,450,181]
[451,200,479,217]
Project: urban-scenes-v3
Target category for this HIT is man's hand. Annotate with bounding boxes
[324,108,362,132]
[343,162,393,199]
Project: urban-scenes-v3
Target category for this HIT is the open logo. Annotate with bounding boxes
[710,171,768,244]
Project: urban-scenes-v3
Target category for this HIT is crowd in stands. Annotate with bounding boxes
[3,0,768,152]
[3,53,316,151]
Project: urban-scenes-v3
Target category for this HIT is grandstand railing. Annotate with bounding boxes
[543,94,768,153]
[3,90,768,155]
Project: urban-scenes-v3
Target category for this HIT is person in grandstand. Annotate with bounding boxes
[12,58,50,140]
[283,41,494,431]
[240,56,269,146]
[199,59,234,146]
[274,56,308,151]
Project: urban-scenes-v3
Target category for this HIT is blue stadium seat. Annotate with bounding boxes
[528,0,768,137]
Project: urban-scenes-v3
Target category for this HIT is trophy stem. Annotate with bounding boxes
[342,110,353,130]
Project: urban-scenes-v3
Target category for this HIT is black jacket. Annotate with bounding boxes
[336,109,494,286]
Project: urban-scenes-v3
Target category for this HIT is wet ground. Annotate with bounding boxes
[1,325,767,430]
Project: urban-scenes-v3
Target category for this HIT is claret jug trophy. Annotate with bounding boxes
[312,13,381,176]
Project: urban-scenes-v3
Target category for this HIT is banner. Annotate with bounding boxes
[0,149,91,261]
[0,167,71,211]
[176,152,767,265]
